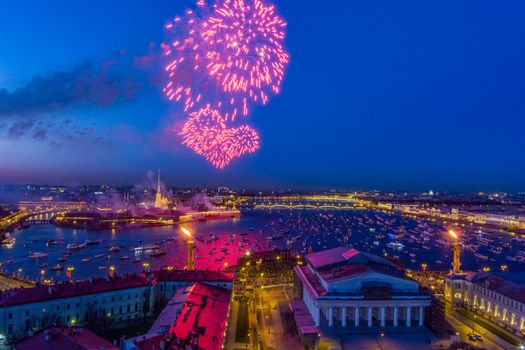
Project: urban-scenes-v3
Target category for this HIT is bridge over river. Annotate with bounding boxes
[0,210,66,237]
[237,195,360,210]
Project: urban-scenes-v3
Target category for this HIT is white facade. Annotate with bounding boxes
[446,273,525,337]
[295,248,431,330]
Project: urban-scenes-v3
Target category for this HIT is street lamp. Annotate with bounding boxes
[379,332,385,350]
[66,267,74,281]
[143,262,151,273]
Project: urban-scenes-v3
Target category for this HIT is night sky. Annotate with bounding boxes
[1,0,525,191]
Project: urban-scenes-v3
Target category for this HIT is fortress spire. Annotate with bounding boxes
[154,169,164,209]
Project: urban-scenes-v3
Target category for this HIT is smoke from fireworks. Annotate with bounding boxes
[163,0,287,168]
[179,105,259,169]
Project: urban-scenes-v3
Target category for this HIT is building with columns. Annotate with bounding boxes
[445,271,525,338]
[294,247,431,330]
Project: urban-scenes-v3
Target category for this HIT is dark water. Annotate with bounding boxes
[1,209,523,281]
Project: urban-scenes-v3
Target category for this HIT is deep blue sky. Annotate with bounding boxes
[1,0,525,191]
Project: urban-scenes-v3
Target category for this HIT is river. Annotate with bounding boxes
[0,209,523,281]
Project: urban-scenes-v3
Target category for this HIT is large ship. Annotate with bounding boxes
[129,243,160,252]
[179,209,241,222]
[2,236,16,245]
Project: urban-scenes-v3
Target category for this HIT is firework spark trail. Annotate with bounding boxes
[179,105,260,168]
[164,0,286,168]
[163,0,289,120]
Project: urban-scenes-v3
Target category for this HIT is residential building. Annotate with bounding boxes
[445,271,525,337]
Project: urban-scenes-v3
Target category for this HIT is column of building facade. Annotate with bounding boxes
[317,303,428,329]
[314,306,320,327]
[393,306,399,327]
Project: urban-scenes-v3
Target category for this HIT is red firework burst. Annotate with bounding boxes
[163,0,289,120]
[179,105,260,168]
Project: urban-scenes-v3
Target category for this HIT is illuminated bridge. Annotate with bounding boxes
[244,196,359,210]
[0,210,68,232]
[23,210,66,224]
[253,203,356,210]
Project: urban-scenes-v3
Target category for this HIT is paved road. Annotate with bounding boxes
[0,274,34,291]
[446,312,508,350]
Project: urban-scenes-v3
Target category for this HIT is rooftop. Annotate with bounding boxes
[305,247,348,269]
[467,272,525,304]
[318,264,371,282]
[297,247,420,298]
[13,326,118,350]
[132,282,231,350]
[128,285,192,345]
[305,247,397,271]
[152,269,233,283]
[290,300,317,335]
[0,274,148,307]
[0,270,232,307]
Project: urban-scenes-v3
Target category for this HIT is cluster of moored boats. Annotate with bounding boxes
[196,232,261,263]
[253,209,525,270]
[10,237,172,273]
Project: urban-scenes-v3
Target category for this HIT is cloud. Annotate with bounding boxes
[0,57,142,118]
[7,120,35,138]
[0,50,162,153]
[0,51,153,150]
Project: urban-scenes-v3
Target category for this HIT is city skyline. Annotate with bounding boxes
[1,0,525,190]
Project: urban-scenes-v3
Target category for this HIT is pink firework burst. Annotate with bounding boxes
[229,125,260,157]
[179,106,260,168]
[163,0,289,120]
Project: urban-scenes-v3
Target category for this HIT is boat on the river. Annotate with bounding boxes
[109,246,122,253]
[45,240,58,246]
[386,242,405,250]
[85,239,103,245]
[129,243,159,252]
[29,252,48,259]
[2,237,16,245]
[150,250,166,257]
[67,242,87,249]
[50,264,63,271]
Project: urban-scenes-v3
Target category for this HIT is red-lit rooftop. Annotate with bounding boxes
[132,282,231,350]
[153,269,233,283]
